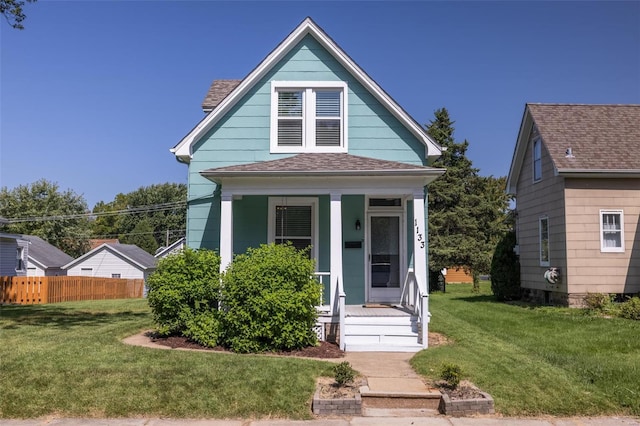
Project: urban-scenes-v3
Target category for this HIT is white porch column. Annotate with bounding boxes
[219,191,233,274]
[329,192,343,311]
[412,189,428,293]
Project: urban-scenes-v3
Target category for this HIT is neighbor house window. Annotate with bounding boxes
[539,216,549,266]
[16,247,24,271]
[268,197,318,261]
[111,273,121,279]
[270,81,347,153]
[80,268,92,276]
[533,137,542,182]
[600,210,624,252]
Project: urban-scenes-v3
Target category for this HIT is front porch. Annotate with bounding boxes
[202,153,443,352]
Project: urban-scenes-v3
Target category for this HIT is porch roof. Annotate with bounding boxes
[201,153,445,180]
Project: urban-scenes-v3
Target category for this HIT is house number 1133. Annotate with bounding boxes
[414,219,425,249]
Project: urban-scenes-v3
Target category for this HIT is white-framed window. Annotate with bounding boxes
[270,81,347,153]
[268,197,318,261]
[600,210,624,253]
[533,137,542,182]
[111,273,121,279]
[539,216,549,266]
[16,247,24,271]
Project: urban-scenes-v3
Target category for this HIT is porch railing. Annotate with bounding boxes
[400,268,429,347]
[313,271,331,311]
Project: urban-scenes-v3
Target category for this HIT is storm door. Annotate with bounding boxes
[367,214,402,303]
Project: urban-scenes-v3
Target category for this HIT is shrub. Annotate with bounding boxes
[490,230,521,301]
[219,243,321,353]
[619,297,640,320]
[146,248,221,342]
[333,362,356,386]
[439,363,462,389]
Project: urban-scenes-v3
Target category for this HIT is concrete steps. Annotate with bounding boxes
[359,377,442,414]
[343,308,423,352]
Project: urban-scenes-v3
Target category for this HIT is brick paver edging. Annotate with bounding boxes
[312,389,362,416]
[438,391,495,417]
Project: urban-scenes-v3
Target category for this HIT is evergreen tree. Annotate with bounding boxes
[426,108,509,290]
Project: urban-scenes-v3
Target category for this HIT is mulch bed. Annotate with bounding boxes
[146,331,345,358]
[146,330,451,359]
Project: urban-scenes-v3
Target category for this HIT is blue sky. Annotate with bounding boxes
[2,1,639,209]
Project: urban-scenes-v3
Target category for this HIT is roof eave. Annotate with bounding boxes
[556,169,640,178]
[506,105,534,195]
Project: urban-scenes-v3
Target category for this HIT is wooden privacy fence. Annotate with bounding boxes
[0,276,144,305]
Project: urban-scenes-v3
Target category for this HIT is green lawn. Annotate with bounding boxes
[412,283,640,417]
[0,299,333,419]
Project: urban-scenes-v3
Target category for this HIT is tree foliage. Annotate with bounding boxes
[490,230,521,301]
[1,0,36,29]
[0,179,90,257]
[91,183,187,254]
[426,108,510,289]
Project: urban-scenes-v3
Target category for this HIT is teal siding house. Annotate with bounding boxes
[172,18,444,351]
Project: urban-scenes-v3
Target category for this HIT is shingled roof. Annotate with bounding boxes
[21,235,73,268]
[508,104,640,193]
[529,103,640,172]
[201,153,445,179]
[201,79,241,113]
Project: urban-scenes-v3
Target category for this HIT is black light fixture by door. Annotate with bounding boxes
[355,219,361,230]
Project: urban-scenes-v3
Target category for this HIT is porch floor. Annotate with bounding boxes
[345,305,414,317]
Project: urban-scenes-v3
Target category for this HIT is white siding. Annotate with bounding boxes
[66,248,146,280]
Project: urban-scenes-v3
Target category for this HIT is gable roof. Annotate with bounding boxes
[64,243,157,271]
[507,103,640,194]
[20,235,73,269]
[201,153,445,179]
[154,237,186,258]
[171,17,441,163]
[202,80,242,113]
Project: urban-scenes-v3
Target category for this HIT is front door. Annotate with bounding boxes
[367,214,402,303]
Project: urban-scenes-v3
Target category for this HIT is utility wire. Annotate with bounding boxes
[5,201,187,224]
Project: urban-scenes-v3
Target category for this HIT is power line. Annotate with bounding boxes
[4,201,187,224]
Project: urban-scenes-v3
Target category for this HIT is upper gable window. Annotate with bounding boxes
[270,81,348,153]
[533,137,542,182]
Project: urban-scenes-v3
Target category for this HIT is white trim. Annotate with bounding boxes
[217,176,441,196]
[270,81,348,153]
[171,18,441,162]
[599,209,625,253]
[539,216,550,267]
[365,195,407,303]
[412,190,428,294]
[329,193,343,311]
[267,196,319,263]
[220,193,234,273]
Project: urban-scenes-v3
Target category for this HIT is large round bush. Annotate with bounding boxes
[146,248,221,343]
[219,243,321,353]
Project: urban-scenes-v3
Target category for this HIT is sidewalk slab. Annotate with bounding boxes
[250,420,348,426]
[552,418,640,426]
[349,417,452,425]
[146,420,244,426]
[47,420,147,426]
[448,419,553,426]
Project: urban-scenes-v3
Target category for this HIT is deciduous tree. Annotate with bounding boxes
[0,179,90,256]
[1,0,36,29]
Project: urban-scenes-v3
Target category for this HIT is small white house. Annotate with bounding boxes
[64,243,157,282]
[154,237,186,259]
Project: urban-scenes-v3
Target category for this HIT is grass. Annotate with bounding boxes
[412,283,640,417]
[0,299,333,419]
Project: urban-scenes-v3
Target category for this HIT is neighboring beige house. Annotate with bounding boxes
[507,104,640,306]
